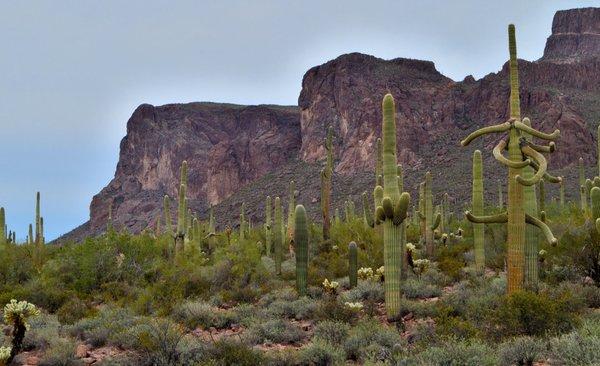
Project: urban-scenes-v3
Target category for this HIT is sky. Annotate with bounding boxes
[0,0,597,241]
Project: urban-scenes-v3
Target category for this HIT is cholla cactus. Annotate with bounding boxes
[3,300,40,364]
[322,278,339,294]
[357,267,374,280]
[0,347,10,366]
[344,302,364,311]
[462,25,560,294]
[412,259,431,278]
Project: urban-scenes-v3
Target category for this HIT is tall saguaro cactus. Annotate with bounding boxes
[274,197,283,275]
[265,196,272,257]
[421,172,440,257]
[580,157,587,212]
[472,150,485,271]
[294,204,308,296]
[462,24,560,294]
[286,181,296,245]
[175,161,188,255]
[0,207,5,245]
[373,94,411,321]
[34,192,41,245]
[321,126,333,240]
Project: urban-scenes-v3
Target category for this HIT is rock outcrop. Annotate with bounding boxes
[59,7,600,241]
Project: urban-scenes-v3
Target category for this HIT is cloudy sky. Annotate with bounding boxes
[1,0,597,240]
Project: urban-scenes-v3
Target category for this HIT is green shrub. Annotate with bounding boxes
[313,320,350,346]
[265,297,318,320]
[297,340,345,366]
[206,339,265,366]
[38,337,80,366]
[549,328,600,365]
[245,319,305,345]
[56,297,92,325]
[22,313,62,351]
[314,297,358,323]
[498,336,546,366]
[343,318,401,362]
[415,338,497,366]
[171,300,236,330]
[494,291,580,337]
[68,307,138,348]
[401,279,441,299]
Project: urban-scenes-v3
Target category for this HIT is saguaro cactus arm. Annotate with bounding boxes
[465,211,508,224]
[514,121,560,140]
[528,141,556,153]
[596,218,600,234]
[525,214,558,245]
[431,212,441,230]
[493,139,530,168]
[516,146,547,186]
[461,120,513,146]
[528,160,562,183]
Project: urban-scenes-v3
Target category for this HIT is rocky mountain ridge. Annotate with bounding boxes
[59,7,600,242]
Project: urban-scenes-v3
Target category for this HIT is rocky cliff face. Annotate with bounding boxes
[60,7,600,241]
[85,103,300,236]
[543,7,600,62]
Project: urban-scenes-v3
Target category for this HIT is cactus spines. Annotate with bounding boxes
[580,157,587,212]
[274,197,283,275]
[321,126,333,240]
[375,93,411,322]
[462,24,560,294]
[472,150,485,271]
[294,204,308,296]
[265,196,272,257]
[348,241,358,288]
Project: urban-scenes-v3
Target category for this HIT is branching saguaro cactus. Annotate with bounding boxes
[294,205,308,296]
[274,197,283,275]
[373,93,410,322]
[321,126,333,240]
[348,241,358,288]
[462,24,560,294]
[472,150,485,271]
[265,196,272,257]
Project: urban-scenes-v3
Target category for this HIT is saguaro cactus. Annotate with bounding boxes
[373,93,411,321]
[580,157,587,212]
[34,192,41,245]
[592,187,600,233]
[294,205,308,296]
[286,181,296,245]
[462,24,560,294]
[163,195,173,235]
[274,197,283,275]
[348,241,358,288]
[265,196,272,256]
[175,161,188,255]
[472,150,485,271]
[321,126,333,240]
[376,138,383,186]
[0,207,5,245]
[362,192,374,228]
[239,202,247,241]
[538,180,546,215]
[422,172,440,257]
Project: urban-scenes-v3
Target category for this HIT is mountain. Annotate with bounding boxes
[59,7,600,242]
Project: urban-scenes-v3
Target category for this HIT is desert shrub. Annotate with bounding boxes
[56,297,92,324]
[68,307,138,348]
[340,280,384,303]
[401,279,441,299]
[549,322,600,365]
[265,297,318,320]
[314,297,358,323]
[493,290,580,337]
[22,313,62,351]
[132,319,200,366]
[38,337,80,366]
[420,265,451,287]
[498,336,546,366]
[245,319,305,345]
[399,299,441,319]
[415,338,497,366]
[343,318,401,362]
[171,301,236,330]
[205,339,265,366]
[434,305,480,339]
[436,243,470,281]
[297,340,345,366]
[313,320,350,345]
